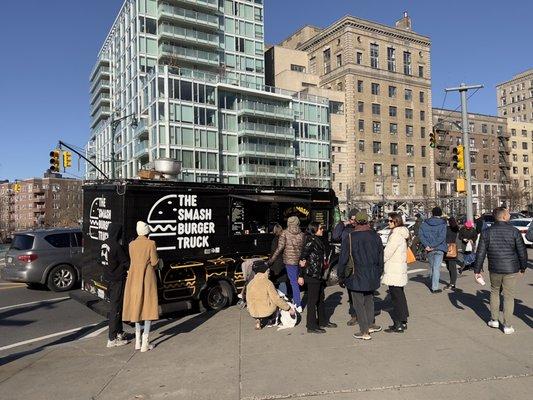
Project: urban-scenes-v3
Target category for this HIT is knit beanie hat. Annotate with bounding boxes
[287,216,300,227]
[136,221,150,236]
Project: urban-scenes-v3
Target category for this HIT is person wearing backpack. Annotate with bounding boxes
[337,212,384,341]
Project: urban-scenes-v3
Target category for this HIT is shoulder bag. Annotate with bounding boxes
[344,234,355,278]
[406,246,416,264]
[446,243,457,259]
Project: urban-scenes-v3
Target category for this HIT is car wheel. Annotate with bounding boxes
[47,264,76,292]
[202,281,234,311]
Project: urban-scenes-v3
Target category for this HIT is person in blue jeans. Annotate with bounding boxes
[419,207,447,293]
[268,216,305,312]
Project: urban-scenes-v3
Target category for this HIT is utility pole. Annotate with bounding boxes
[445,83,483,222]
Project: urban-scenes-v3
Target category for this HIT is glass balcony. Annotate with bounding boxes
[159,43,220,66]
[239,164,295,178]
[158,23,220,48]
[89,58,110,82]
[90,92,110,107]
[134,120,149,140]
[158,3,220,30]
[90,80,111,100]
[91,98,111,116]
[239,143,295,159]
[90,69,111,92]
[238,122,294,140]
[165,0,220,12]
[91,106,111,128]
[237,101,294,121]
[134,141,149,158]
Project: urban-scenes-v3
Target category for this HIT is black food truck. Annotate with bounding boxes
[77,180,339,315]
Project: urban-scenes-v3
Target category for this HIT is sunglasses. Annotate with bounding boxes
[388,219,394,223]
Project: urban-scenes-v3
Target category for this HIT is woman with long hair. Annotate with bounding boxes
[382,213,410,333]
[444,217,459,290]
[269,223,288,295]
[298,222,337,333]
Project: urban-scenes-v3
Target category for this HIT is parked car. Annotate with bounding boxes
[510,212,527,220]
[509,218,533,247]
[377,220,416,246]
[1,228,83,291]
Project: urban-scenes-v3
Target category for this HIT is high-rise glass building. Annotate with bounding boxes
[87,0,331,187]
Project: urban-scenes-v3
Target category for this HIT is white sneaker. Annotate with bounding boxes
[503,326,515,335]
[106,338,128,348]
[487,320,499,329]
[295,306,303,313]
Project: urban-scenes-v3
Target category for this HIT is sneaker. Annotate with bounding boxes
[106,338,128,348]
[347,316,358,326]
[353,332,371,340]
[295,306,303,313]
[368,325,382,333]
[487,320,500,329]
[503,326,515,335]
[431,289,442,294]
[307,328,326,334]
[320,322,338,328]
[443,284,456,291]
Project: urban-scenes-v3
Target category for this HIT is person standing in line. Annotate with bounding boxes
[444,217,459,291]
[100,223,130,348]
[419,207,448,293]
[337,212,384,341]
[382,213,410,333]
[123,221,160,352]
[458,220,478,273]
[269,223,288,295]
[298,222,337,334]
[332,208,359,326]
[268,216,305,312]
[474,207,528,334]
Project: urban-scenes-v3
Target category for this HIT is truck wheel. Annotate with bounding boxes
[202,281,234,311]
[47,265,76,292]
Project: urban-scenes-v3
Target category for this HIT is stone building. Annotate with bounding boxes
[0,173,82,240]
[432,108,511,216]
[496,69,533,123]
[507,120,533,209]
[274,12,434,215]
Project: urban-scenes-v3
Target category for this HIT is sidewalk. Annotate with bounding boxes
[1,266,532,400]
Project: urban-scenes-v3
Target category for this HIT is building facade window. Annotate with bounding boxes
[387,47,395,72]
[372,103,381,115]
[403,51,412,75]
[389,86,397,98]
[390,123,398,134]
[358,140,365,151]
[323,48,331,74]
[373,141,382,153]
[371,83,380,95]
[404,89,412,101]
[390,142,398,155]
[370,43,379,68]
[389,106,397,117]
[356,52,362,65]
[358,101,364,112]
[372,121,381,133]
[358,119,365,132]
[357,80,363,93]
[373,163,382,176]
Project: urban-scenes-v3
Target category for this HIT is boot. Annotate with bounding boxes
[135,331,142,350]
[141,334,154,352]
[384,321,404,333]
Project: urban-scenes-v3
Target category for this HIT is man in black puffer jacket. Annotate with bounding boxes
[474,207,528,335]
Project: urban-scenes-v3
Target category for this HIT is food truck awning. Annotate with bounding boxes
[230,194,314,203]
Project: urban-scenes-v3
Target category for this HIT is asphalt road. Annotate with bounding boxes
[0,282,106,361]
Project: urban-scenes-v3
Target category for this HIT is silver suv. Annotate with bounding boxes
[1,228,83,291]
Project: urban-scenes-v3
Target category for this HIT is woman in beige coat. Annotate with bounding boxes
[382,213,410,333]
[123,221,159,352]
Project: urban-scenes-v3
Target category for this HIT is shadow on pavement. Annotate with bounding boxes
[0,299,70,327]
[324,291,342,322]
[447,289,533,328]
[0,320,108,368]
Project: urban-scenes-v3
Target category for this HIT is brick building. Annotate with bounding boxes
[0,173,82,240]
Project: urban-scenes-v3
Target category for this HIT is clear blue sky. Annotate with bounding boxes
[0,0,531,181]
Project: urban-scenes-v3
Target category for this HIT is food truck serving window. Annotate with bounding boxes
[230,194,313,236]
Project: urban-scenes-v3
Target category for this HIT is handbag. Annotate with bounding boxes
[406,246,416,264]
[344,234,355,278]
[446,243,458,259]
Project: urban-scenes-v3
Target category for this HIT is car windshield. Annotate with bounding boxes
[510,220,531,227]
[10,234,35,251]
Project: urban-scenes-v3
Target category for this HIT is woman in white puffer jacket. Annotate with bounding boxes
[382,213,410,333]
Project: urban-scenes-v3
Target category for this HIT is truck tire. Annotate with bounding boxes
[202,281,234,311]
[47,264,77,292]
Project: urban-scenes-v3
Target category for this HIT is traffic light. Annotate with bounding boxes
[452,145,465,170]
[429,130,436,148]
[455,178,466,193]
[63,151,72,168]
[13,183,21,193]
[49,149,60,172]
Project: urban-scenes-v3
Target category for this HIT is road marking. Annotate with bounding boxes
[0,323,99,352]
[408,268,426,274]
[0,285,27,291]
[0,296,70,312]
[80,326,108,339]
[0,282,25,286]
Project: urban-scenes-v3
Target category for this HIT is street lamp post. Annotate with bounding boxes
[109,113,138,180]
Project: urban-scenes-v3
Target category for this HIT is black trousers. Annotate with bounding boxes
[347,288,356,317]
[306,277,326,329]
[388,286,409,323]
[445,259,457,285]
[108,279,125,340]
[350,291,374,333]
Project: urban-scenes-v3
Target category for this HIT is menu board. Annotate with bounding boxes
[312,210,328,228]
[231,201,245,234]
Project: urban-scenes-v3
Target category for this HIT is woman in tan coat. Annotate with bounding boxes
[123,221,159,352]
